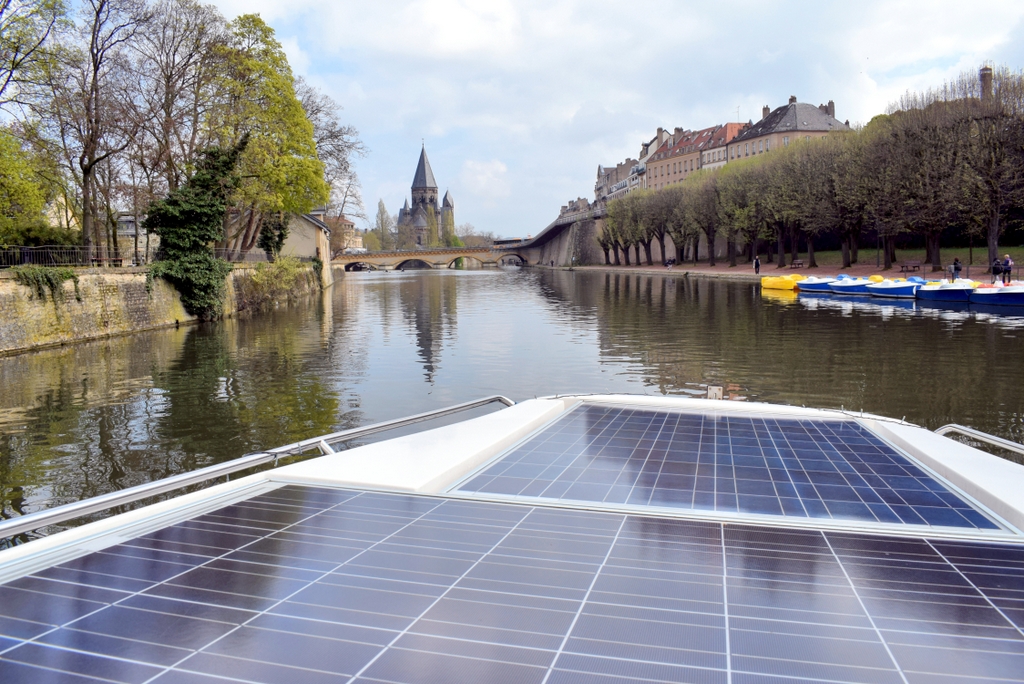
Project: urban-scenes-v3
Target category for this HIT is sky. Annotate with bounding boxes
[208,0,1024,238]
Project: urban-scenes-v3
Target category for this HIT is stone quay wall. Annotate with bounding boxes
[0,264,323,356]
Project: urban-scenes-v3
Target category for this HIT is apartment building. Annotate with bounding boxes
[595,159,638,202]
[701,122,748,170]
[727,97,849,162]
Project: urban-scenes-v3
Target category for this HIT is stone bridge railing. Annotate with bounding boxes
[332,246,527,270]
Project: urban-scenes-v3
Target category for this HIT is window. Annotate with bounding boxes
[783,136,789,147]
[759,141,763,153]
[745,143,749,156]
[765,139,770,152]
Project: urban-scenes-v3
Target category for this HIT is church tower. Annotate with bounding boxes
[411,145,438,214]
[397,145,453,247]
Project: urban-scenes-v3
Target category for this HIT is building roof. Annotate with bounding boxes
[412,145,438,190]
[733,101,848,142]
[299,212,331,236]
[442,190,453,208]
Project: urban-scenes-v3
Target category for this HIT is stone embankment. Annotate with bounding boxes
[0,263,337,356]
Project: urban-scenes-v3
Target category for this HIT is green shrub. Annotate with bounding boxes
[11,265,81,303]
[234,256,313,311]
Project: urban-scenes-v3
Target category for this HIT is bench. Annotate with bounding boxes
[899,260,921,272]
[789,259,804,269]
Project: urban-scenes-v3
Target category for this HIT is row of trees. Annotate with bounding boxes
[602,66,1024,270]
[0,0,364,259]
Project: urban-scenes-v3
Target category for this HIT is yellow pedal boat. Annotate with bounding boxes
[761,274,805,290]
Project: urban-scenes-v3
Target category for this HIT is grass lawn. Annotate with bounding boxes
[788,247,1024,269]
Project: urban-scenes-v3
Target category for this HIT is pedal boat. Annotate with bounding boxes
[916,279,975,302]
[866,276,925,299]
[827,275,882,295]
[793,275,837,292]
[760,273,804,290]
[969,283,1024,306]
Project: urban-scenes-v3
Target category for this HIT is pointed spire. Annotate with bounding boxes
[403,198,410,210]
[442,190,453,208]
[412,145,438,190]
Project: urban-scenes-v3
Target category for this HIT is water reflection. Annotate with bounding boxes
[1,269,1023,524]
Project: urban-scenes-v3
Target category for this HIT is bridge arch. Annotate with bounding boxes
[446,255,488,269]
[496,253,528,266]
[395,258,435,271]
[343,261,378,272]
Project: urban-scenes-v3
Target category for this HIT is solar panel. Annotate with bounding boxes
[456,404,1000,530]
[0,486,1022,683]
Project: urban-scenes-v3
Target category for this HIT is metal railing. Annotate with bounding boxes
[0,246,133,268]
[0,395,515,540]
[935,424,1024,458]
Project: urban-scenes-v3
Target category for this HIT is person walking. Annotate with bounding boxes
[992,257,1002,284]
[1003,254,1014,284]
[952,258,962,281]
[754,255,761,275]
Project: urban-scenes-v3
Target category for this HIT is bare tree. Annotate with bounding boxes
[132,0,226,194]
[295,76,366,220]
[32,0,151,256]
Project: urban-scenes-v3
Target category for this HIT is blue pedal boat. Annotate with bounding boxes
[866,277,925,299]
[916,280,974,302]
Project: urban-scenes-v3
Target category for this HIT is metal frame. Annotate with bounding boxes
[0,395,514,540]
[935,424,1024,458]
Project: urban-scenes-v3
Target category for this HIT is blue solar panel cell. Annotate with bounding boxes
[457,404,1000,530]
[0,487,1022,682]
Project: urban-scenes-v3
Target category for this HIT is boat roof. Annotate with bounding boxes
[1,395,1023,682]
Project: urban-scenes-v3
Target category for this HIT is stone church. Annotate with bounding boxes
[396,146,454,247]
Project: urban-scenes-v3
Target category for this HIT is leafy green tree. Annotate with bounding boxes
[214,14,328,259]
[361,228,380,252]
[145,138,246,318]
[0,128,48,246]
[373,199,394,250]
[0,0,66,110]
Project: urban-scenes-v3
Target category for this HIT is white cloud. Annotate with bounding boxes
[207,0,1024,236]
[460,160,511,200]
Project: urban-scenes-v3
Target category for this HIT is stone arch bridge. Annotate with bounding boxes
[333,247,528,271]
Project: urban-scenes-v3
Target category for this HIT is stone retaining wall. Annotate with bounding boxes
[0,263,322,356]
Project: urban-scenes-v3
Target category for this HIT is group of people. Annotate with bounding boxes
[991,255,1016,284]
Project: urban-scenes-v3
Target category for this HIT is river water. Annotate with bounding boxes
[2,268,1023,531]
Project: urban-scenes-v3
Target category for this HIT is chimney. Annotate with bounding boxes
[762,105,770,119]
[788,95,797,105]
[657,127,664,140]
[980,66,993,101]
[827,100,835,118]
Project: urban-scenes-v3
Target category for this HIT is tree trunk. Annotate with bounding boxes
[851,230,859,264]
[643,240,653,265]
[727,239,737,267]
[987,212,1000,267]
[692,237,699,264]
[657,234,666,262]
[807,236,817,268]
[841,235,851,268]
[676,243,684,264]
[766,240,774,264]
[789,225,798,264]
[883,235,892,270]
[705,230,716,266]
[634,243,642,264]
[603,248,610,265]
[929,232,942,271]
[776,229,786,268]
[622,245,631,265]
